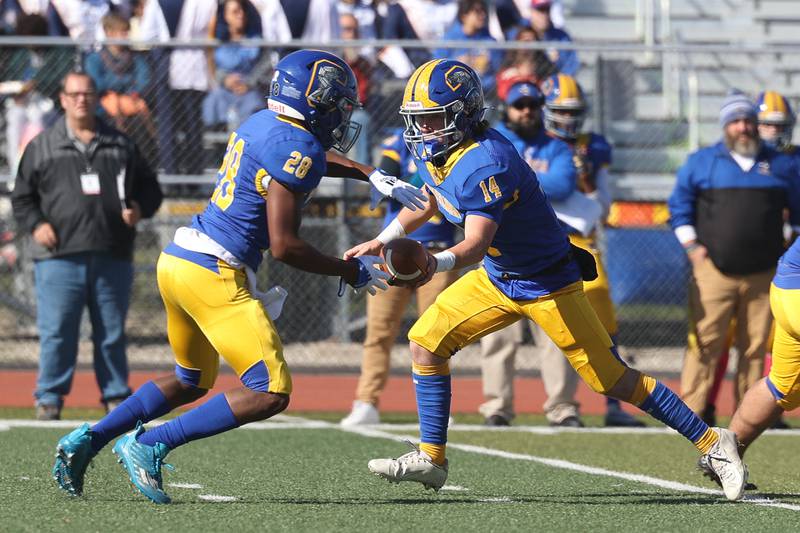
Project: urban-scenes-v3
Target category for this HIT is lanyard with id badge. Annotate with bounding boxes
[80,171,101,195]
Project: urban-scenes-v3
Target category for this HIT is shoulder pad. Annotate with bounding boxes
[261,137,326,194]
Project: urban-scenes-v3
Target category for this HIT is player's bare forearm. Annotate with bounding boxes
[325,151,374,182]
[271,235,358,283]
[395,190,438,234]
[267,178,358,283]
[445,214,498,269]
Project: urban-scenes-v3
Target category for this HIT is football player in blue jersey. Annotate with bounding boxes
[50,49,427,504]
[346,59,747,500]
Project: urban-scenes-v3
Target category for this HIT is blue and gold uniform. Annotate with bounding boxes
[157,109,326,394]
[767,239,800,410]
[391,60,720,472]
[380,129,455,248]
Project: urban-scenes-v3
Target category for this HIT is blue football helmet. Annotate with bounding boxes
[756,90,795,149]
[267,49,362,152]
[400,59,486,166]
[542,74,586,140]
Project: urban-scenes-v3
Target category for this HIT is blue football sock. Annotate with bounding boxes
[638,380,709,443]
[606,397,621,409]
[137,394,238,450]
[90,381,171,453]
[413,364,451,446]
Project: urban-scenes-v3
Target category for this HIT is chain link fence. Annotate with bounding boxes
[0,39,798,375]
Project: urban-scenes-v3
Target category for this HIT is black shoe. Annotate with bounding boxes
[550,416,584,428]
[701,404,716,427]
[771,416,791,430]
[485,414,511,427]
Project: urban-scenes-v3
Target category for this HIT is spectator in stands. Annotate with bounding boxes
[2,13,74,180]
[377,0,456,77]
[46,0,121,40]
[494,24,556,101]
[11,71,162,420]
[513,0,564,29]
[668,90,800,419]
[254,0,339,44]
[338,0,377,41]
[341,128,459,426]
[203,0,264,131]
[339,12,372,163]
[435,0,502,93]
[85,12,157,167]
[528,0,577,76]
[139,0,215,175]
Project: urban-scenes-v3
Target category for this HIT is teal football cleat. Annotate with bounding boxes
[112,422,173,504]
[52,423,96,496]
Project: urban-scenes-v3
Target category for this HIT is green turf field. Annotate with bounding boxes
[1,411,798,532]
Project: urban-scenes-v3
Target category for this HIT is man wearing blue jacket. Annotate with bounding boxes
[668,91,800,416]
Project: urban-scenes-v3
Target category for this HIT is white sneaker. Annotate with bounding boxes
[703,428,747,501]
[340,401,380,426]
[368,441,448,491]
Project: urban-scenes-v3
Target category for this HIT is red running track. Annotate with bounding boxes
[3,369,793,418]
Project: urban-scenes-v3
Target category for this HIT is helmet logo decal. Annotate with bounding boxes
[445,66,471,92]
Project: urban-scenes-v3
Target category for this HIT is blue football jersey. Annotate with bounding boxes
[417,128,580,300]
[774,237,800,289]
[191,109,326,271]
[380,129,456,248]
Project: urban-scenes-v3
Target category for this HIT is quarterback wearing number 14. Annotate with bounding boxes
[346,59,749,501]
[49,50,424,504]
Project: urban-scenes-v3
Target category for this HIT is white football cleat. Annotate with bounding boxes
[703,427,747,501]
[340,401,380,426]
[368,441,448,491]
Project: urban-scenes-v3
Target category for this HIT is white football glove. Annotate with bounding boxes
[346,255,391,296]
[368,169,427,211]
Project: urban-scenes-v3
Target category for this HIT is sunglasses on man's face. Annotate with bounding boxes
[511,99,541,110]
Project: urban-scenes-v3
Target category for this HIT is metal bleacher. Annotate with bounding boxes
[558,0,800,200]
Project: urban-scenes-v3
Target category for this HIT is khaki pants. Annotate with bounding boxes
[479,320,580,423]
[680,258,774,413]
[355,270,459,405]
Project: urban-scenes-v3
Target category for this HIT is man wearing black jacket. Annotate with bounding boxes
[11,71,162,420]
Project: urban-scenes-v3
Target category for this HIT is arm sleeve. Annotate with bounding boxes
[537,142,577,201]
[128,142,163,219]
[668,154,698,230]
[10,143,45,234]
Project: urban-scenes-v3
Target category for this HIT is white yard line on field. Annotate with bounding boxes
[340,425,800,513]
[4,417,800,511]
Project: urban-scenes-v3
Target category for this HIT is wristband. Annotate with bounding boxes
[684,242,701,254]
[434,251,456,272]
[376,218,406,244]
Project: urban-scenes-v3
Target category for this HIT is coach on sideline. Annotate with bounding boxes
[11,71,162,420]
[668,90,800,418]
